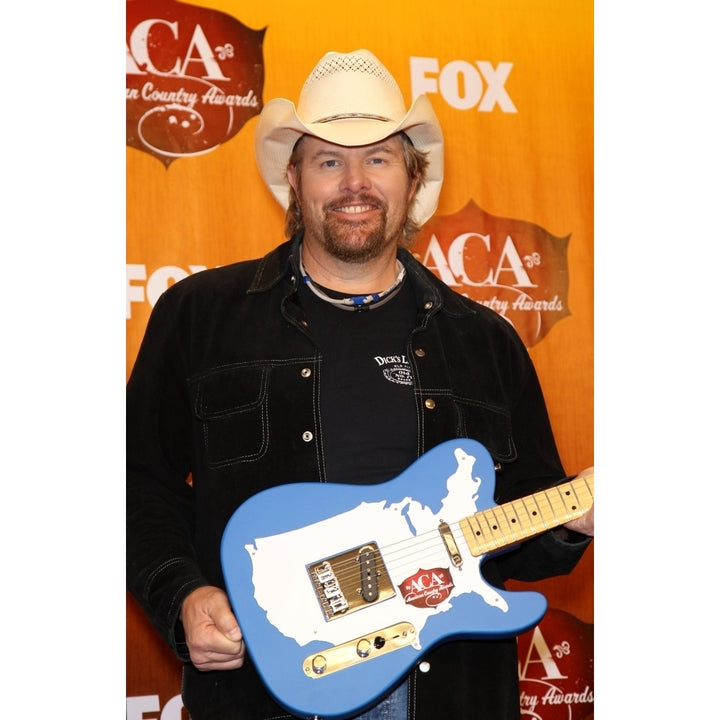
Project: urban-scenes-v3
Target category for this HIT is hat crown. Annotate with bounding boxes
[297,50,408,125]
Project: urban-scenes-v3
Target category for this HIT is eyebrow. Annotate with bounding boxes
[308,142,398,162]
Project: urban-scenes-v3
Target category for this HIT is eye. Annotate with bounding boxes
[320,158,340,168]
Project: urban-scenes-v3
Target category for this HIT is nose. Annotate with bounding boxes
[339,158,371,193]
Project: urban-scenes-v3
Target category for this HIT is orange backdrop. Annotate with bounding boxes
[127,0,593,715]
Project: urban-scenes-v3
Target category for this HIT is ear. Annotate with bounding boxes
[287,164,299,194]
[408,174,420,203]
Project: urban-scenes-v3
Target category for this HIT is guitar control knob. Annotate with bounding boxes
[311,655,327,675]
[356,639,371,658]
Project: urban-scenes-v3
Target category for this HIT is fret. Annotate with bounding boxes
[484,504,521,544]
[461,509,503,554]
[516,493,548,534]
[509,496,537,534]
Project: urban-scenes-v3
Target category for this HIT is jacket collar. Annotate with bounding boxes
[248,233,475,318]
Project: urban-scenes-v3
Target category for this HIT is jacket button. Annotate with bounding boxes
[302,431,314,442]
[414,348,426,358]
[301,367,312,378]
[418,661,431,673]
[424,301,433,310]
[424,398,436,410]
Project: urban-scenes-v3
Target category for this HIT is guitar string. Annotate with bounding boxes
[325,486,590,584]
[324,485,574,578]
[319,479,593,590]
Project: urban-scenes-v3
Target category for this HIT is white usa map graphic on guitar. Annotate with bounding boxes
[247,446,508,649]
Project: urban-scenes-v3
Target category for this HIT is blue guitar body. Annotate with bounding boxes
[221,439,550,719]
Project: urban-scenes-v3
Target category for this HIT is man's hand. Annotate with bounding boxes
[181,585,246,671]
[563,466,594,537]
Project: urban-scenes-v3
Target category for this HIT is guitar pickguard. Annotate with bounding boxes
[241,446,508,650]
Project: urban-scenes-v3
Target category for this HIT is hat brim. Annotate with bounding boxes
[254,93,444,227]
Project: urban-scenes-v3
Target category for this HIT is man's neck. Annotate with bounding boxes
[300,240,401,295]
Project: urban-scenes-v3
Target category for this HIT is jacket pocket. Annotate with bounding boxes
[454,397,516,462]
[192,365,269,468]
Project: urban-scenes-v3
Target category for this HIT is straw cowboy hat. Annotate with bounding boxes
[254,49,444,227]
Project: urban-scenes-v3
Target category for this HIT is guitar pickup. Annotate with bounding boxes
[307,543,396,622]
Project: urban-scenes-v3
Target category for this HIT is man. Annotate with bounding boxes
[127,49,594,720]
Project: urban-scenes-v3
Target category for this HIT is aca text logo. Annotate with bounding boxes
[413,201,570,347]
[126,0,265,166]
[517,608,594,719]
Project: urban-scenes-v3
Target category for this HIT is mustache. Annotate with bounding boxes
[324,193,386,213]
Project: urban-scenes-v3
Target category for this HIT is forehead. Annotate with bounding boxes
[299,133,405,157]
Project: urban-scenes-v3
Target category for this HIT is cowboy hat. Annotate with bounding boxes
[254,49,444,227]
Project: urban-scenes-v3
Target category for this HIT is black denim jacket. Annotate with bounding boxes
[127,234,590,720]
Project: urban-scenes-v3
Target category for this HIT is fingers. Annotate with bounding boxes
[190,639,246,671]
[562,466,595,536]
[181,585,247,671]
[564,502,594,537]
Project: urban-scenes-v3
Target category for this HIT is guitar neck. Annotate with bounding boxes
[459,473,594,557]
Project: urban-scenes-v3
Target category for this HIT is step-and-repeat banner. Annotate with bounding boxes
[126,1,593,717]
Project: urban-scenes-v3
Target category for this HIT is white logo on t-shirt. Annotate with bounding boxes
[374,355,413,385]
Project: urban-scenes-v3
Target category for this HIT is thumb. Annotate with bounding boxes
[222,621,242,642]
[213,600,242,642]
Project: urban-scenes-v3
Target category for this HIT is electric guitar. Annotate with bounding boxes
[220,438,593,719]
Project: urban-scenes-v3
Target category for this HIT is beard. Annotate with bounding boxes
[304,194,404,264]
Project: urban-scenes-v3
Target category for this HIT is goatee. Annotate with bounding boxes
[321,221,390,263]
[318,196,399,264]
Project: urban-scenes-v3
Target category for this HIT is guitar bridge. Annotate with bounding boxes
[307,543,396,622]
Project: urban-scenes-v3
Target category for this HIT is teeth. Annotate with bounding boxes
[337,205,372,214]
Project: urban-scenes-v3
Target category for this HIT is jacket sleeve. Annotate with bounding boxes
[126,289,207,661]
[490,337,592,583]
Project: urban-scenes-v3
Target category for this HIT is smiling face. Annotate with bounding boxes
[287,134,418,265]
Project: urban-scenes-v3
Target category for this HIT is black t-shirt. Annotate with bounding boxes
[299,277,418,485]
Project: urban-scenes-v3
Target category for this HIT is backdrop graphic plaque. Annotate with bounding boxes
[126,0,265,166]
